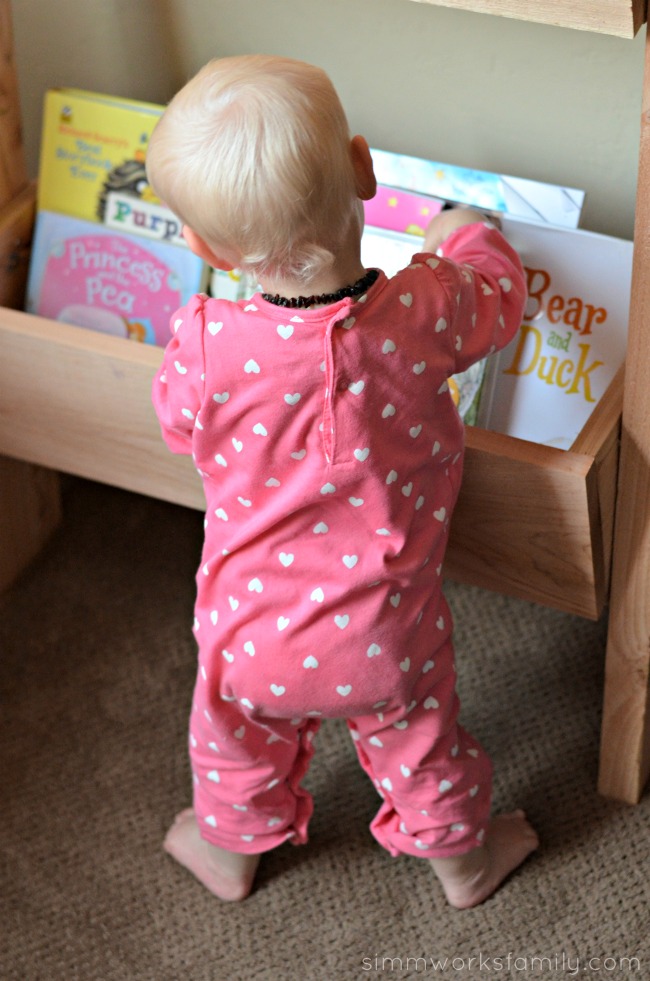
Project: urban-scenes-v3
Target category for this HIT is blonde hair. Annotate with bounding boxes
[146,54,360,284]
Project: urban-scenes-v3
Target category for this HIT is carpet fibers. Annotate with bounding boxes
[1,479,648,980]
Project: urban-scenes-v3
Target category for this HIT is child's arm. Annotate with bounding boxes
[421,210,526,373]
[423,207,497,255]
[151,294,206,455]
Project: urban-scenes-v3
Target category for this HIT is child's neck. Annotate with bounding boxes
[259,237,367,308]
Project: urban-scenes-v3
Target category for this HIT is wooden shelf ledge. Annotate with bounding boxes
[405,0,647,37]
[0,309,622,618]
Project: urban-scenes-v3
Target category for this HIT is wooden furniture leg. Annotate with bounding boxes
[0,0,62,593]
[0,457,61,591]
[598,21,650,803]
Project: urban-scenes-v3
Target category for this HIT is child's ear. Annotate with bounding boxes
[350,135,377,201]
[182,226,237,271]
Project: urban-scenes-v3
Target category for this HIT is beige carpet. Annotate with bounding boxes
[1,478,648,980]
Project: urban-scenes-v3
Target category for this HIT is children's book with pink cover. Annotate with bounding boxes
[26,211,207,346]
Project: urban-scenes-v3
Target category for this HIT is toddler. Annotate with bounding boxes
[147,54,538,908]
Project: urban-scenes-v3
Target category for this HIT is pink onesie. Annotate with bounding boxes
[152,222,526,859]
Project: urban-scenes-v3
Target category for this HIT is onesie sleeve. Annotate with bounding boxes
[421,220,527,375]
[151,293,207,455]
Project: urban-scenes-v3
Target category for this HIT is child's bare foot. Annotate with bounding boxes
[163,809,260,901]
[429,810,539,909]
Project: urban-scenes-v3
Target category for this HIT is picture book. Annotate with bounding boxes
[36,86,192,245]
[26,210,207,346]
[36,88,163,224]
[477,218,633,449]
[363,184,444,236]
[370,147,585,229]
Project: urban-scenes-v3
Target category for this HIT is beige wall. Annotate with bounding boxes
[13,0,645,239]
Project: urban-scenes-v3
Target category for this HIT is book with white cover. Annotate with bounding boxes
[477,218,633,449]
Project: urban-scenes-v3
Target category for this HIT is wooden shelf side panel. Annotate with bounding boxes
[404,0,647,37]
[0,0,28,205]
[0,1,62,594]
[445,428,602,618]
[599,20,650,803]
[0,311,204,511]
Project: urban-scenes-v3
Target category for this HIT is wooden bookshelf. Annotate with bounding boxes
[1,0,649,802]
[405,0,646,37]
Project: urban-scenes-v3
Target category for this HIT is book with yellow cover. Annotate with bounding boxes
[30,89,208,346]
[37,87,164,224]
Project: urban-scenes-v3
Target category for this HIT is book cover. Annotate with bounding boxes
[37,88,163,224]
[370,147,585,229]
[363,184,444,236]
[477,218,633,449]
[26,211,207,346]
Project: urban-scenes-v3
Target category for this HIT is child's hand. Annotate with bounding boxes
[423,207,500,254]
